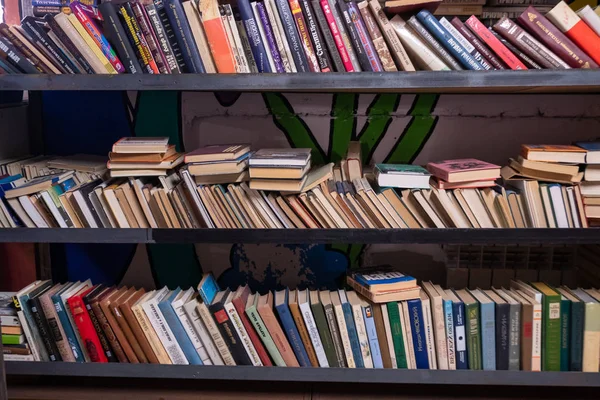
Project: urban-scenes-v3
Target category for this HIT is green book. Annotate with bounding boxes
[2,333,24,345]
[455,289,482,370]
[386,302,407,368]
[530,282,561,371]
[245,293,286,367]
[310,290,339,367]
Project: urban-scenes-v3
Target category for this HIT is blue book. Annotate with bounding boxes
[339,290,364,368]
[416,10,484,70]
[272,0,309,72]
[470,289,496,370]
[163,0,205,73]
[407,297,429,369]
[198,273,220,304]
[158,288,202,365]
[449,291,468,369]
[51,283,84,362]
[274,289,311,367]
[236,0,271,72]
[362,304,383,368]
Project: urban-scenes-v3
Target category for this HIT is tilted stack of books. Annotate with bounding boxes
[8,271,600,373]
[1,0,600,74]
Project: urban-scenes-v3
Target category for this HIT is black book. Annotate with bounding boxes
[28,284,62,362]
[82,285,117,362]
[20,16,80,74]
[144,1,180,73]
[163,0,205,73]
[44,15,94,74]
[310,0,344,72]
[208,290,252,365]
[99,2,143,74]
[0,36,39,73]
[335,0,371,71]
[298,0,332,72]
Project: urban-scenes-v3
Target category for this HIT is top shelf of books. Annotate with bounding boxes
[2,70,600,93]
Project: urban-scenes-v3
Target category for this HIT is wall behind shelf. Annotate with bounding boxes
[30,91,600,293]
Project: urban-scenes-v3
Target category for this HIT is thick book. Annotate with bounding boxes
[387,302,407,368]
[530,282,561,371]
[273,289,311,367]
[164,0,206,72]
[311,0,344,71]
[517,6,598,69]
[98,2,142,74]
[357,0,396,71]
[300,0,332,72]
[406,297,429,368]
[417,10,484,70]
[309,290,338,367]
[470,289,496,370]
[199,0,236,72]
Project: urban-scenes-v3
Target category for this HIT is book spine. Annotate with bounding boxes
[450,17,505,69]
[570,301,584,371]
[417,10,483,70]
[492,30,542,69]
[496,303,510,370]
[387,302,407,368]
[288,0,320,71]
[492,17,568,69]
[278,304,312,366]
[311,0,344,71]
[98,3,143,74]
[0,23,51,73]
[158,301,202,365]
[320,0,353,71]
[68,296,107,362]
[143,300,189,364]
[299,303,329,367]
[324,303,346,367]
[367,0,413,71]
[0,36,39,74]
[20,16,78,73]
[452,301,468,369]
[84,298,117,362]
[346,0,381,71]
[163,0,205,73]
[407,16,463,70]
[559,298,570,371]
[480,302,496,370]
[29,297,62,361]
[246,305,285,366]
[357,0,395,71]
[256,1,285,72]
[182,302,221,364]
[209,302,251,365]
[336,0,370,71]
[145,2,180,73]
[224,301,261,366]
[542,296,561,371]
[70,3,125,73]
[131,2,170,74]
[153,0,186,71]
[118,3,158,74]
[363,305,383,368]
[299,0,332,72]
[89,302,127,363]
[439,17,492,70]
[342,303,364,367]
[44,15,94,74]
[443,300,456,369]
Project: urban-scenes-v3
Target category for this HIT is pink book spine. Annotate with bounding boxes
[320,0,354,72]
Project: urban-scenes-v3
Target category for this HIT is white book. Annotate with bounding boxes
[420,291,437,369]
[346,291,373,368]
[549,185,569,228]
[196,301,236,365]
[173,288,212,365]
[422,282,448,370]
[142,288,189,365]
[331,291,355,368]
[401,301,417,369]
[578,5,600,36]
[224,292,262,366]
[183,298,223,365]
[380,303,397,368]
[298,289,329,367]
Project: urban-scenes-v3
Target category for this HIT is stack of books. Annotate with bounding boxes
[185,144,251,185]
[10,272,600,372]
[427,158,501,189]
[249,148,313,192]
[2,0,600,75]
[1,291,30,361]
[108,137,183,178]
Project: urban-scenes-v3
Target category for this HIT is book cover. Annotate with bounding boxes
[245,293,286,366]
[530,282,561,371]
[98,2,142,74]
[273,0,310,71]
[164,0,206,72]
[309,290,338,367]
[387,302,408,368]
[300,0,332,72]
[274,289,312,367]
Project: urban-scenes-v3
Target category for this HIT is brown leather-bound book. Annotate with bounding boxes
[101,287,139,363]
[288,290,319,367]
[111,287,147,363]
[517,6,598,68]
[90,287,128,363]
[257,292,300,367]
[119,288,160,364]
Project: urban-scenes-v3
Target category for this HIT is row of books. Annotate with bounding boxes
[7,270,600,373]
[2,0,600,75]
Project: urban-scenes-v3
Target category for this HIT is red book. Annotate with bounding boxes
[465,15,527,70]
[67,286,108,363]
[232,286,272,366]
[545,1,600,65]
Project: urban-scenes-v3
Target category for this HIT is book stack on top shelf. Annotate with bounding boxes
[6,269,600,373]
[1,0,600,75]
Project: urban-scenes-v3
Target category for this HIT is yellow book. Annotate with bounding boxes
[67,14,117,74]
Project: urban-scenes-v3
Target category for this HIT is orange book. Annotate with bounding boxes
[546,2,600,64]
[199,0,236,73]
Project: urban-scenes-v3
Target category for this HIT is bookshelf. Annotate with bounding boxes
[0,70,599,93]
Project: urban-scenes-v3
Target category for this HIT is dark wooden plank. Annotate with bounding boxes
[0,71,599,93]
